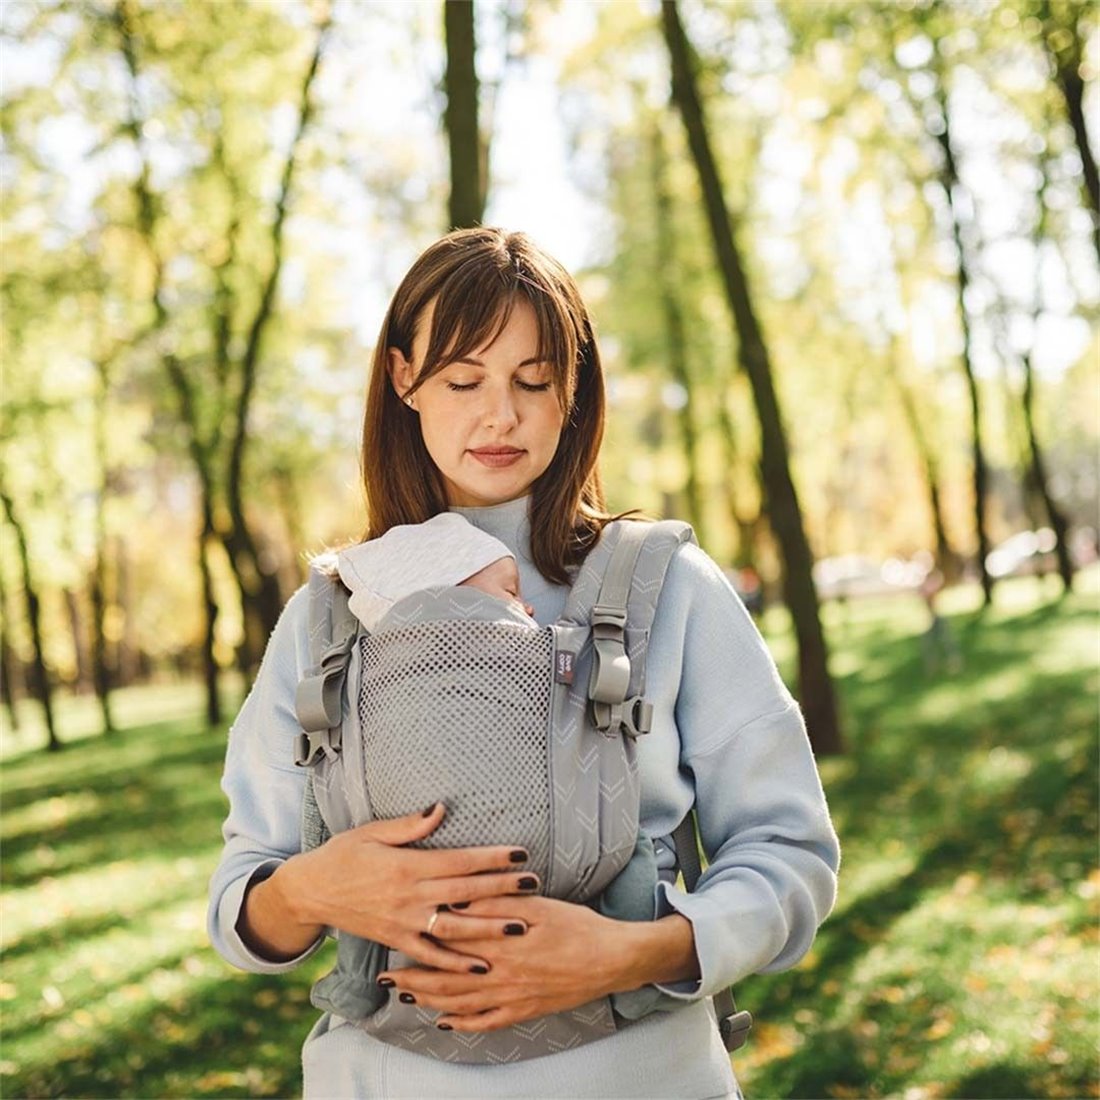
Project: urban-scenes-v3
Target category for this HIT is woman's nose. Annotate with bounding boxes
[481,385,519,430]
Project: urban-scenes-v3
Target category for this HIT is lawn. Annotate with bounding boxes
[1,570,1097,1099]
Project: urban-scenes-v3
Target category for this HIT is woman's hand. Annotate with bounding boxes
[377,897,700,1032]
[242,803,541,973]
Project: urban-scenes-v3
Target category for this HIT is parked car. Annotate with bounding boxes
[984,528,1058,579]
[812,554,917,600]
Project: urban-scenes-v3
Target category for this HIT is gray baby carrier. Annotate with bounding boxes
[294,518,751,1063]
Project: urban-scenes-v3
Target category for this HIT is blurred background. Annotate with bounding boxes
[2,1,1097,1098]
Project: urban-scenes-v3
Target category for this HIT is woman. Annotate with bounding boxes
[208,227,839,1099]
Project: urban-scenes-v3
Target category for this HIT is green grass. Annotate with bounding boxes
[1,570,1097,1098]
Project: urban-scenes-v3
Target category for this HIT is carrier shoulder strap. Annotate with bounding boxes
[297,565,357,853]
[672,812,753,1052]
[294,563,358,768]
[564,518,695,738]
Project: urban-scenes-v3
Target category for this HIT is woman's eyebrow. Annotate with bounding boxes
[452,356,549,367]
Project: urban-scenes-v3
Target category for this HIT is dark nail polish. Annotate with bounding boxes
[436,903,450,912]
[509,848,528,863]
[377,977,395,988]
[518,876,538,891]
[399,992,417,1004]
[437,1023,453,1031]
[504,922,525,936]
[450,901,470,910]
[469,964,489,975]
[422,803,438,817]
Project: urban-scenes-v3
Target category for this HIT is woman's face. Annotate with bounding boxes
[389,298,566,508]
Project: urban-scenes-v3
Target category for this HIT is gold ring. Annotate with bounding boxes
[426,910,440,937]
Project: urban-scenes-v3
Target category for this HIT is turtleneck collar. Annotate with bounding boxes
[449,495,532,564]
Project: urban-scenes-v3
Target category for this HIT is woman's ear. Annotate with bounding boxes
[388,347,416,407]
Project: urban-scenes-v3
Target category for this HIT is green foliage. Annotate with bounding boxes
[1,0,1097,698]
[1,571,1097,1097]
[739,567,1100,1099]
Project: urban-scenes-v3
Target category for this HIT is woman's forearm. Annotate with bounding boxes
[236,859,325,962]
[613,913,701,989]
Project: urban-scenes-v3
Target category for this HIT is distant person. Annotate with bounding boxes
[208,227,839,1099]
[736,565,764,619]
[919,567,962,674]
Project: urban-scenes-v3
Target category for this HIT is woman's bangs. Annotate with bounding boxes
[419,270,513,379]
[419,268,576,398]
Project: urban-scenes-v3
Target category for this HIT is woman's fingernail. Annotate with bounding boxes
[399,992,417,1004]
[504,922,525,936]
[450,901,470,910]
[518,876,538,891]
[469,964,489,975]
[437,1022,453,1031]
[422,803,438,817]
[436,903,450,912]
[509,848,528,863]
[377,977,395,988]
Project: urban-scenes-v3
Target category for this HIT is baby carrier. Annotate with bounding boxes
[294,518,751,1064]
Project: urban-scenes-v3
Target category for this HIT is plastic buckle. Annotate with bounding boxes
[718,1010,753,1052]
[295,731,318,768]
[591,604,628,635]
[621,696,653,738]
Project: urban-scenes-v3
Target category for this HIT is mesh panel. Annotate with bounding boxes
[358,621,553,882]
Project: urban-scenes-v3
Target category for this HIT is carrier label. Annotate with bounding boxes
[555,650,576,685]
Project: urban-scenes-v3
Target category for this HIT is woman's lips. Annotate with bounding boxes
[469,447,524,468]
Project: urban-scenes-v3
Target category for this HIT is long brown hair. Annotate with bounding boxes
[360,227,616,584]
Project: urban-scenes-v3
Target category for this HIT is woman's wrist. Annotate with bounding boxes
[610,913,701,992]
[237,858,325,961]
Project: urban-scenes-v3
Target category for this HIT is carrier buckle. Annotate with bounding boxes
[294,723,343,768]
[590,695,652,739]
[590,635,631,707]
[591,604,628,634]
[294,631,356,767]
[621,696,653,738]
[718,1010,753,1052]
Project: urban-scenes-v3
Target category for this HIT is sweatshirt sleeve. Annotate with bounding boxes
[206,584,326,974]
[644,543,840,1000]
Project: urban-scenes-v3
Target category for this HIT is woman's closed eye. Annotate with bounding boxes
[445,380,552,393]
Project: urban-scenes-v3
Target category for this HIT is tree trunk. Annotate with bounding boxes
[715,388,763,573]
[661,0,842,755]
[1021,354,1075,592]
[1017,142,1076,594]
[444,0,484,229]
[88,560,115,733]
[932,89,994,607]
[63,588,92,692]
[1040,1,1100,264]
[91,357,116,733]
[1,490,60,751]
[223,16,329,669]
[887,337,961,581]
[199,510,222,728]
[651,115,706,541]
[114,536,139,687]
[0,564,22,732]
[113,0,301,680]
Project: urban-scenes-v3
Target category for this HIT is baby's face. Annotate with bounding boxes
[461,557,534,617]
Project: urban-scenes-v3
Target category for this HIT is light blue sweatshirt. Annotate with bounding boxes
[208,496,839,1099]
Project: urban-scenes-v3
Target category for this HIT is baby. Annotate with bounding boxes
[336,512,534,630]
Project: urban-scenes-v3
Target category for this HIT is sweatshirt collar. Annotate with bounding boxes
[449,495,532,563]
